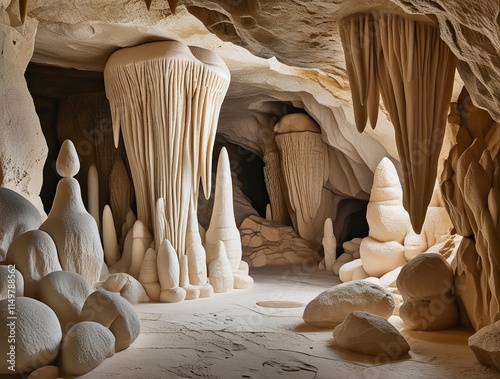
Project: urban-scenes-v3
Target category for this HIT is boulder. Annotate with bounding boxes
[0,187,41,262]
[360,237,406,278]
[333,311,410,358]
[80,290,140,352]
[303,281,395,328]
[101,273,149,304]
[0,298,61,374]
[6,230,61,298]
[59,321,115,375]
[469,320,500,371]
[39,271,92,334]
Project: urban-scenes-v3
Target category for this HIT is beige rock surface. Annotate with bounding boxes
[333,311,410,358]
[0,297,61,374]
[302,280,395,328]
[469,320,500,371]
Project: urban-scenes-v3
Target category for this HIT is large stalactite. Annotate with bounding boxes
[104,41,230,256]
[340,12,456,233]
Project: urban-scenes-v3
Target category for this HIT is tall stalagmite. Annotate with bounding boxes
[340,12,456,233]
[104,41,230,256]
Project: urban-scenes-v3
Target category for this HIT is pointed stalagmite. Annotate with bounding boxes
[204,147,243,269]
[102,205,120,266]
[208,241,234,293]
[323,218,336,272]
[157,239,185,303]
[40,140,104,285]
[138,248,160,301]
[340,13,456,233]
[87,164,100,230]
[105,41,230,259]
[129,220,153,279]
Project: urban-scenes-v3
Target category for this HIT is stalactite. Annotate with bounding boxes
[340,13,456,233]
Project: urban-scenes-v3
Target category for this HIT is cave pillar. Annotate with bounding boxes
[104,41,230,257]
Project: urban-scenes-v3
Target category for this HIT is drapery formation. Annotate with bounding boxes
[340,13,456,233]
[104,41,230,255]
[441,90,500,330]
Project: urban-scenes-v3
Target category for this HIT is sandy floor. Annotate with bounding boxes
[74,266,499,379]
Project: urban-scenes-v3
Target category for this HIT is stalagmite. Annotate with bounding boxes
[157,239,185,303]
[129,220,153,279]
[263,141,290,225]
[88,164,100,230]
[205,148,242,268]
[340,13,456,233]
[105,41,230,258]
[179,254,200,300]
[40,140,104,285]
[102,205,120,266]
[187,243,207,286]
[208,241,234,293]
[138,248,160,301]
[274,113,328,242]
[109,157,133,237]
[322,218,336,272]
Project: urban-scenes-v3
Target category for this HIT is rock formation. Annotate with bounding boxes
[39,140,104,285]
[340,12,456,233]
[303,281,395,328]
[441,89,500,330]
[0,9,47,214]
[333,311,410,358]
[104,40,230,258]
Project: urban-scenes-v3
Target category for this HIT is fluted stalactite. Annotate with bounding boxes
[104,41,230,257]
[340,13,456,233]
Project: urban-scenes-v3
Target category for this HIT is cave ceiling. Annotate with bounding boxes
[18,0,497,198]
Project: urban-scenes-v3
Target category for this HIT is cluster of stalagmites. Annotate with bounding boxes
[0,40,256,376]
[0,141,139,376]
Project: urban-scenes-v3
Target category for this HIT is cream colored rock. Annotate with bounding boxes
[138,248,160,301]
[0,265,23,299]
[397,253,458,330]
[275,117,328,242]
[56,139,80,178]
[157,239,186,303]
[39,175,104,285]
[333,311,410,358]
[0,298,61,374]
[87,163,100,229]
[404,229,428,261]
[379,267,402,288]
[205,147,243,270]
[39,271,92,334]
[59,321,115,376]
[263,146,290,225]
[338,258,363,283]
[397,253,454,300]
[0,187,41,262]
[187,243,208,286]
[129,220,153,279]
[208,241,234,293]
[360,237,406,278]
[323,218,336,272]
[103,205,120,265]
[0,18,47,214]
[332,252,355,276]
[469,320,500,371]
[27,365,59,379]
[80,290,140,352]
[101,273,149,304]
[105,41,230,257]
[366,158,410,243]
[302,281,395,328]
[6,230,61,298]
[179,254,200,300]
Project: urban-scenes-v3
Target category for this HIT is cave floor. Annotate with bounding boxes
[79,266,499,379]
